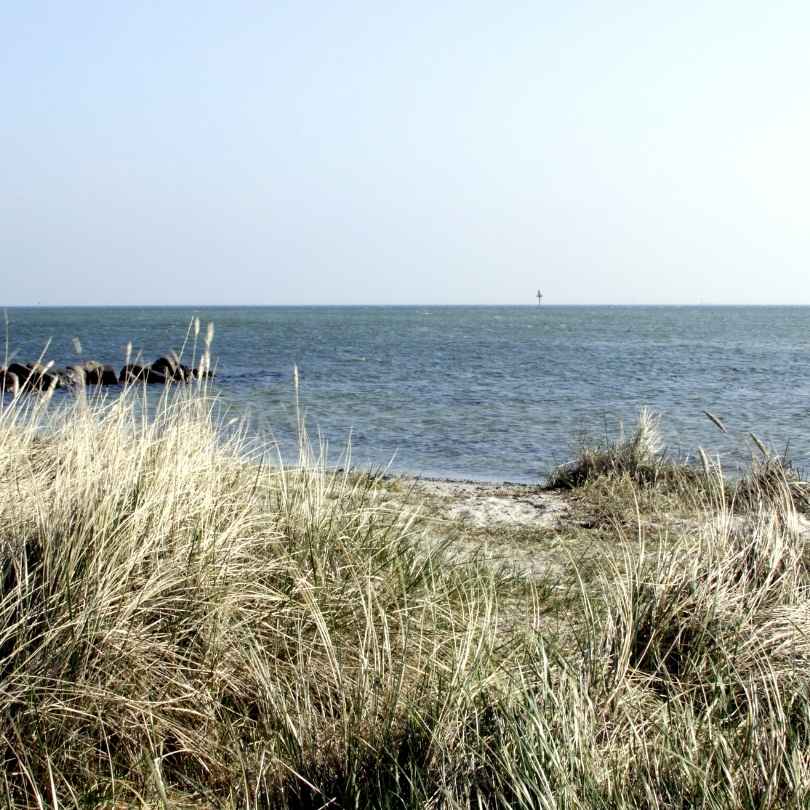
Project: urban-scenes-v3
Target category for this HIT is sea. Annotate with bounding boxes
[3,306,810,483]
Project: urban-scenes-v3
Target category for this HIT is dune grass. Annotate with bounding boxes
[546,408,810,524]
[1,386,810,807]
[545,408,704,493]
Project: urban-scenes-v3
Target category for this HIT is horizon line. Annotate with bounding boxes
[3,303,810,309]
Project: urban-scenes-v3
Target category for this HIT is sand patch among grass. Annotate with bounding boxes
[409,478,570,529]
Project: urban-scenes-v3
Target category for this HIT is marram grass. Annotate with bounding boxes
[0,386,809,808]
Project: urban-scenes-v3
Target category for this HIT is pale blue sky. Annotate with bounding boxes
[2,2,809,305]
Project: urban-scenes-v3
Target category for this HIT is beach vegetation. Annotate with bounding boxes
[544,409,715,528]
[547,408,675,488]
[0,384,809,807]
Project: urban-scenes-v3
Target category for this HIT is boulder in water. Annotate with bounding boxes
[175,364,194,382]
[146,368,169,384]
[7,363,32,386]
[98,364,119,385]
[151,354,181,376]
[0,368,21,394]
[119,364,145,383]
[45,367,70,389]
[37,371,62,390]
[120,364,168,384]
[1,371,20,394]
[68,361,122,386]
[4,363,63,391]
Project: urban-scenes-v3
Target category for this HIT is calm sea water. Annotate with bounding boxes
[3,306,810,483]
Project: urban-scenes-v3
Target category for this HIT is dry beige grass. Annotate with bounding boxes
[0,385,809,808]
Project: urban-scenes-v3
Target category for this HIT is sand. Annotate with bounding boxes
[409,478,570,529]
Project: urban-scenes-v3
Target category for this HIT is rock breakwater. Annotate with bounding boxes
[0,354,214,394]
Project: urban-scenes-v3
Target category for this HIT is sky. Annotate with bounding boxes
[2,1,809,305]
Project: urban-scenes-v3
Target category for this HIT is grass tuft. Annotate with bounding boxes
[546,408,701,494]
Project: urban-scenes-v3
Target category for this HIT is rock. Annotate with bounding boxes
[119,364,146,383]
[120,364,168,384]
[149,355,197,382]
[146,369,169,384]
[98,365,118,385]
[30,364,63,390]
[53,367,73,388]
[7,363,32,386]
[68,361,121,386]
[22,364,47,390]
[151,354,180,377]
[82,362,104,385]
[84,360,118,385]
[175,364,193,382]
[2,352,211,392]
[3,363,63,392]
[37,371,62,390]
[1,371,19,394]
